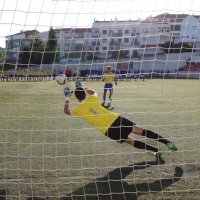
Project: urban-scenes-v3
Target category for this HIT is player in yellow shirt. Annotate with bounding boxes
[102,66,117,109]
[63,85,178,159]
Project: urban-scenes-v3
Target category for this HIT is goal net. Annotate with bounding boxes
[0,0,200,199]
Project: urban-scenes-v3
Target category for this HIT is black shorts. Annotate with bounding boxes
[105,116,135,143]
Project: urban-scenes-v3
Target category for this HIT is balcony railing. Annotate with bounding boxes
[110,33,123,37]
[109,41,122,46]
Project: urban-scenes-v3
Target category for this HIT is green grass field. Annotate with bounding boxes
[0,79,200,200]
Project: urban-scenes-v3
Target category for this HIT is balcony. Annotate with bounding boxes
[92,33,100,38]
[72,39,85,45]
[110,33,123,37]
[109,41,121,47]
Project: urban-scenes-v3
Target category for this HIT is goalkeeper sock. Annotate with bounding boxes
[133,140,158,152]
[142,129,169,145]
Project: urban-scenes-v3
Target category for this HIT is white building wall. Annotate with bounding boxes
[139,22,171,46]
[179,16,200,43]
[92,15,200,58]
[92,20,140,52]
[12,33,26,40]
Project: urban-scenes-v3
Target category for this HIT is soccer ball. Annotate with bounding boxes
[55,74,67,85]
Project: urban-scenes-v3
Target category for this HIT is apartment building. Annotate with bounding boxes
[5,13,200,62]
[5,30,39,61]
[5,28,92,62]
[54,28,92,59]
[91,19,140,58]
[91,19,170,58]
[91,13,200,58]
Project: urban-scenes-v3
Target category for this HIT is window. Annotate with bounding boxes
[142,37,147,42]
[102,39,107,43]
[125,30,129,34]
[94,28,99,33]
[160,35,170,40]
[118,30,122,33]
[102,46,107,50]
[143,29,148,33]
[118,38,122,42]
[102,30,107,34]
[147,36,156,42]
[192,26,197,30]
[124,38,129,43]
[170,25,181,31]
[149,28,156,33]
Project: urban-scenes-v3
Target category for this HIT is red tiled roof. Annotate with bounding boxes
[8,30,38,37]
[54,28,72,32]
[154,13,188,19]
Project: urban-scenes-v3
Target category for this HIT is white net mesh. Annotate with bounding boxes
[0,0,200,199]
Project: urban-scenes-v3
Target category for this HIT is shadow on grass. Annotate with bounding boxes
[1,159,183,200]
[0,190,6,200]
[60,159,183,200]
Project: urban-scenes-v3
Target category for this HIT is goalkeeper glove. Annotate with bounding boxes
[64,87,72,100]
[75,79,82,88]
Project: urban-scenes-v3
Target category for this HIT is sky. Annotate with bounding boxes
[0,0,200,47]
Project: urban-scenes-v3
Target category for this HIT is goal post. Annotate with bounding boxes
[0,0,200,199]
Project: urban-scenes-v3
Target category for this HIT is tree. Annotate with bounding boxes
[43,27,59,64]
[111,51,119,59]
[111,50,128,59]
[31,38,45,64]
[133,50,138,58]
[19,46,31,65]
[160,42,194,54]
[19,37,45,65]
[86,52,98,60]
[0,48,4,62]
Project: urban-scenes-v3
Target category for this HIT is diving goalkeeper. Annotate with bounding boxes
[63,86,177,158]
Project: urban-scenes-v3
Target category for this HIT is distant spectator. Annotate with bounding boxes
[140,69,144,81]
[73,68,78,77]
[65,68,71,77]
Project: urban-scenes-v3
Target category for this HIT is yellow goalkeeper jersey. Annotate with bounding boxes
[71,93,119,134]
[102,73,115,84]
